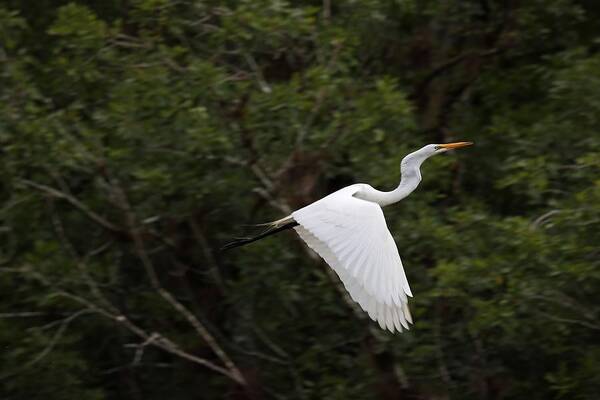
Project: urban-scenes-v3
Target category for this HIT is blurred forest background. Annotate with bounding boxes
[1,0,600,399]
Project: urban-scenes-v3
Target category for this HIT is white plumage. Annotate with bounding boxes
[292,185,412,332]
[224,142,472,333]
[289,142,472,332]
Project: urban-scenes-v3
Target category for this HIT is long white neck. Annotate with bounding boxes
[358,149,429,207]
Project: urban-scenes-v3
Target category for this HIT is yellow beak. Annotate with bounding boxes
[439,141,474,149]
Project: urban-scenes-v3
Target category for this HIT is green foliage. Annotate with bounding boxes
[1,0,600,399]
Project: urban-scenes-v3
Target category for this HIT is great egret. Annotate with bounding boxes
[223,142,473,332]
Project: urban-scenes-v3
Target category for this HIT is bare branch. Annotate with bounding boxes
[48,198,119,314]
[127,332,160,366]
[525,292,599,328]
[322,0,331,21]
[106,177,247,386]
[0,309,95,381]
[19,179,123,234]
[0,312,46,318]
[52,292,242,382]
[244,52,271,93]
[252,187,292,214]
[530,210,562,230]
[188,219,226,291]
[537,311,600,331]
[17,263,239,381]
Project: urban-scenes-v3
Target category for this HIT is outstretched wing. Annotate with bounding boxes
[292,186,413,333]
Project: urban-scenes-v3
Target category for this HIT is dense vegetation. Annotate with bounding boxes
[1,1,599,399]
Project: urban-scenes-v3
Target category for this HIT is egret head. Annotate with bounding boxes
[432,141,473,154]
[408,141,473,159]
[402,141,473,173]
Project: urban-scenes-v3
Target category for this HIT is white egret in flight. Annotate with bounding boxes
[223,142,473,332]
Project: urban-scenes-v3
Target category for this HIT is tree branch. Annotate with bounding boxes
[19,179,123,234]
[0,309,95,381]
[107,177,247,386]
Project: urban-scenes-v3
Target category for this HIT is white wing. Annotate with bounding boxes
[292,185,413,333]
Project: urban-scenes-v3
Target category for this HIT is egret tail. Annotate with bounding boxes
[221,217,298,251]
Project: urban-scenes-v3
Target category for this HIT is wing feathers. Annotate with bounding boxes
[293,187,412,333]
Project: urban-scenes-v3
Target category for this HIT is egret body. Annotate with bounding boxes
[223,142,473,332]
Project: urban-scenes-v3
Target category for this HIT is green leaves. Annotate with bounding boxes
[48,4,108,44]
[2,0,600,399]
